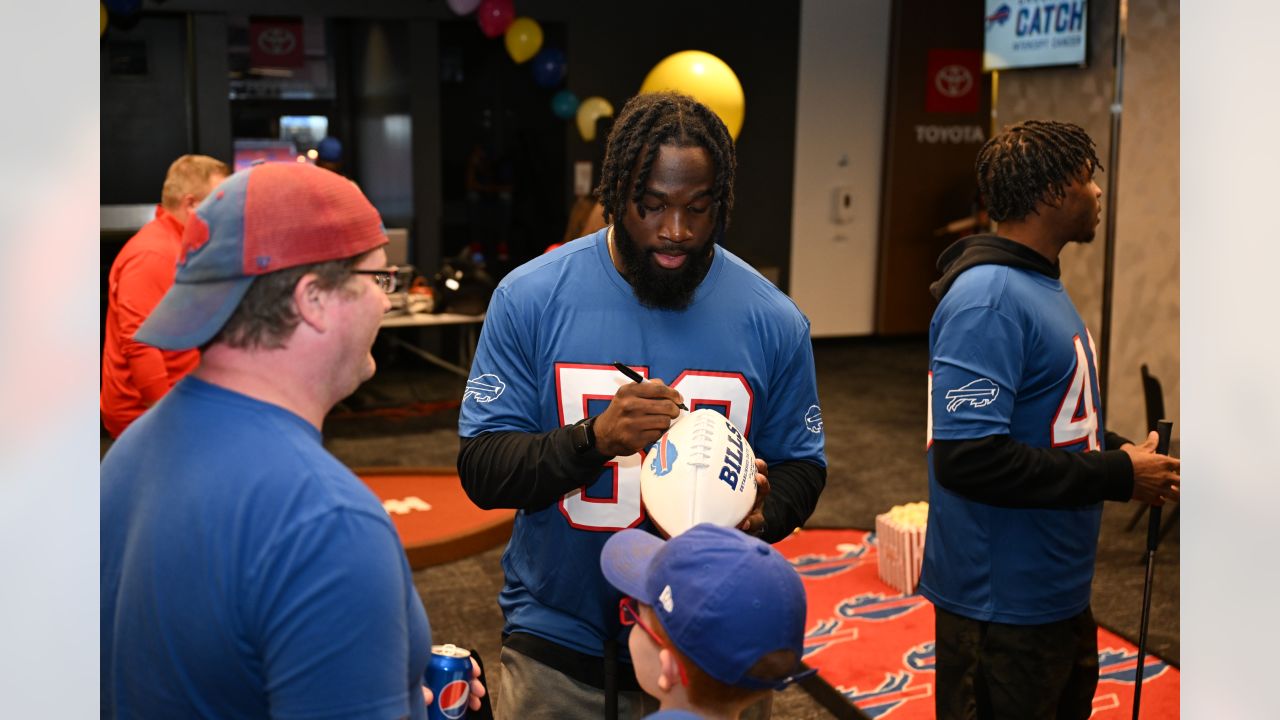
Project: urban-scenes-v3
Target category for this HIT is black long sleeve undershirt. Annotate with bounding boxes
[458,429,826,543]
[930,431,1134,509]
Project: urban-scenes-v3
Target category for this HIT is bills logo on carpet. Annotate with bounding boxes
[777,529,1179,719]
[790,538,870,579]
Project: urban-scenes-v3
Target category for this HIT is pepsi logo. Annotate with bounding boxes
[437,679,470,719]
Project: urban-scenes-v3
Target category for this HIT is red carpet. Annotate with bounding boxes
[777,529,1179,719]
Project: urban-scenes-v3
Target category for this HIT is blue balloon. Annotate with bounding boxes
[551,90,579,120]
[317,136,343,162]
[531,48,567,89]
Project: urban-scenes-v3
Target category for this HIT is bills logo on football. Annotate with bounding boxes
[436,679,469,719]
[649,436,679,477]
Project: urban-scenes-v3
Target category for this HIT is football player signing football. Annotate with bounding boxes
[457,91,827,719]
[921,120,1180,719]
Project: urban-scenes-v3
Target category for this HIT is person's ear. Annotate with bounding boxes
[293,273,328,332]
[657,648,680,692]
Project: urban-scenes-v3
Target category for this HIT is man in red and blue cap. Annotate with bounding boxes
[100,162,483,719]
[600,523,814,719]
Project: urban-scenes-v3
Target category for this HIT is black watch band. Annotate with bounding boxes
[570,416,598,455]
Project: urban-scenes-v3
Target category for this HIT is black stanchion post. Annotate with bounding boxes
[1132,419,1171,720]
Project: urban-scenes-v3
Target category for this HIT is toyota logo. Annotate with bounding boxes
[934,65,973,98]
[257,28,297,56]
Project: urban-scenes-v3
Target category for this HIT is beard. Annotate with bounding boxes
[614,222,716,310]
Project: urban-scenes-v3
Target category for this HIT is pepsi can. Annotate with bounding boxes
[426,643,471,720]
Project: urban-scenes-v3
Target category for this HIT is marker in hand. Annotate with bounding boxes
[612,361,689,411]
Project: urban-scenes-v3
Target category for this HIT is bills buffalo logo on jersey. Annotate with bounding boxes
[463,373,505,403]
[836,593,928,621]
[648,434,679,476]
[802,619,859,660]
[805,404,824,434]
[945,377,999,412]
[789,541,869,579]
[436,679,470,719]
[1097,646,1169,684]
[839,672,932,718]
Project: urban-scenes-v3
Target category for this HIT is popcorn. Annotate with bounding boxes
[876,501,928,595]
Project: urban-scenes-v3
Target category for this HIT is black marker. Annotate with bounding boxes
[612,361,689,411]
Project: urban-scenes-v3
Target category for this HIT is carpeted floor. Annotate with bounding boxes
[317,334,1179,719]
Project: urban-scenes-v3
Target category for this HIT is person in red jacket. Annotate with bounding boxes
[101,154,229,437]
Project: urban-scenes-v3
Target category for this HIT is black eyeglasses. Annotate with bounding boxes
[352,267,399,293]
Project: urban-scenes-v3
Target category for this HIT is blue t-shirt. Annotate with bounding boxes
[459,229,826,656]
[921,264,1108,624]
[644,710,705,719]
[101,377,431,719]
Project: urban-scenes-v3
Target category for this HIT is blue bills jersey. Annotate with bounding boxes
[921,264,1107,624]
[459,228,826,656]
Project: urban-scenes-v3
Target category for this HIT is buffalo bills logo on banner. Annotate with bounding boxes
[836,593,928,622]
[648,435,678,477]
[986,3,1012,28]
[802,619,859,660]
[839,672,932,719]
[790,541,869,579]
[1098,647,1170,684]
[436,679,470,719]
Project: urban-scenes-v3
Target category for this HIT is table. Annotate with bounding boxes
[379,310,485,377]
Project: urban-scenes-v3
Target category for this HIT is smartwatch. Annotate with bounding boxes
[570,416,598,455]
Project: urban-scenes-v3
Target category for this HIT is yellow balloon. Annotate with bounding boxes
[504,17,543,64]
[575,96,614,142]
[101,2,108,36]
[639,50,745,140]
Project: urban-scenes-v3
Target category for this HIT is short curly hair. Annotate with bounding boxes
[976,120,1102,222]
[594,91,736,239]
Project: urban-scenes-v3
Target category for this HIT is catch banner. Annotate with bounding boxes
[983,0,1088,71]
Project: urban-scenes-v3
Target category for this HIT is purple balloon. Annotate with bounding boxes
[446,0,481,14]
[531,47,567,89]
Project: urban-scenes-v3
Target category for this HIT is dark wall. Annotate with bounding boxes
[101,1,802,285]
[101,15,191,204]
[562,2,801,283]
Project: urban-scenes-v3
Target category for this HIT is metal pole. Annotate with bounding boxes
[1099,0,1128,409]
[1131,419,1171,720]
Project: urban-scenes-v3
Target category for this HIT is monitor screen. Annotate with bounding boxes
[233,139,303,172]
[280,115,329,152]
[983,1,1088,72]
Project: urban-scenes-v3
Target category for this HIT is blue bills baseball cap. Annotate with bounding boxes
[136,162,387,350]
[600,523,813,690]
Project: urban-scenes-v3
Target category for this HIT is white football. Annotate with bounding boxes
[640,409,758,538]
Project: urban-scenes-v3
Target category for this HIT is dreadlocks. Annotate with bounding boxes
[976,120,1102,222]
[594,91,736,239]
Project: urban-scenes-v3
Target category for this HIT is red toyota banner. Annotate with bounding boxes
[249,17,304,69]
[925,49,981,114]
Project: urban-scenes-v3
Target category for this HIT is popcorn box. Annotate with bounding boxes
[875,501,928,595]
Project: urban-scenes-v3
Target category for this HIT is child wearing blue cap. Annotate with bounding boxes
[600,523,814,719]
